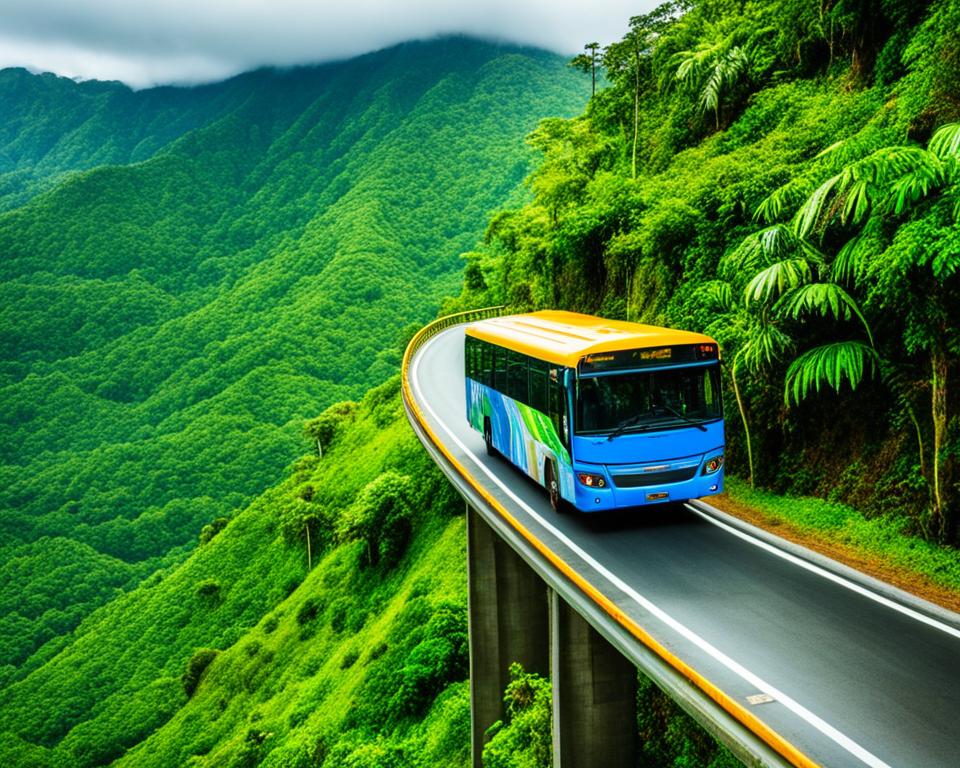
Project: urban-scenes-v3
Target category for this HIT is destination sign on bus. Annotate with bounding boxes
[579,343,718,373]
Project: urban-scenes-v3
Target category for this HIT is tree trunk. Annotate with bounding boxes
[731,356,755,488]
[632,47,640,180]
[305,523,312,571]
[930,343,956,543]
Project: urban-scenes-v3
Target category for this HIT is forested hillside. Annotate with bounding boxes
[0,38,586,686]
[0,381,735,768]
[451,0,960,546]
[0,67,245,211]
[5,2,960,765]
[0,379,474,766]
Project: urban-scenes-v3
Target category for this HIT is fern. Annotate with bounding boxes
[738,321,793,371]
[831,235,864,286]
[929,123,960,160]
[698,47,749,125]
[784,342,878,405]
[755,181,808,224]
[701,280,734,311]
[744,258,813,304]
[887,155,944,215]
[793,172,842,237]
[795,146,935,235]
[775,283,874,346]
[727,224,794,275]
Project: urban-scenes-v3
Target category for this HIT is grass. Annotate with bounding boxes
[717,476,960,611]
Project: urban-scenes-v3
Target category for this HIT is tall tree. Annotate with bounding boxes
[669,32,750,130]
[603,2,687,177]
[570,42,601,97]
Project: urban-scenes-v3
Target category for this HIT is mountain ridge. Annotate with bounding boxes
[0,36,587,683]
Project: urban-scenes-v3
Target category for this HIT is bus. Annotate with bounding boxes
[464,310,724,512]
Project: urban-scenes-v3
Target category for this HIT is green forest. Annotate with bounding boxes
[452,0,960,547]
[0,38,585,685]
[1,1,959,766]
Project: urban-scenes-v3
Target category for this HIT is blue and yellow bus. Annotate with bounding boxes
[464,310,724,512]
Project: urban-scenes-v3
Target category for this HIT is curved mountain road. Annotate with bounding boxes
[407,324,960,768]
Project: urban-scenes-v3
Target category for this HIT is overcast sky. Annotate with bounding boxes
[0,0,656,89]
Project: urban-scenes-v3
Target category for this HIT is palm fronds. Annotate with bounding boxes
[784,341,878,405]
[775,283,874,345]
[744,258,813,303]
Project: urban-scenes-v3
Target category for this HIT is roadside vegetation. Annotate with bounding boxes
[450,0,960,556]
[719,479,960,609]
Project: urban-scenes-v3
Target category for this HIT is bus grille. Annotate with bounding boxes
[612,467,698,488]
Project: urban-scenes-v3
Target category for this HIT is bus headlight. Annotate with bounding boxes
[702,455,724,474]
[577,472,606,488]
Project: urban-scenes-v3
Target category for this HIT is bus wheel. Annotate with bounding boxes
[483,418,495,456]
[545,461,561,513]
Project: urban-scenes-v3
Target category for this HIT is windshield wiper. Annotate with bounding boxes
[657,403,708,432]
[606,414,652,441]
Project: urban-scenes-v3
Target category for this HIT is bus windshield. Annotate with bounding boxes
[575,365,722,435]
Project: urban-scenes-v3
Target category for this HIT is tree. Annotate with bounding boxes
[303,401,359,458]
[670,34,751,130]
[711,292,790,488]
[603,27,651,179]
[181,648,218,697]
[279,499,324,571]
[337,472,413,568]
[570,43,601,97]
[603,2,688,177]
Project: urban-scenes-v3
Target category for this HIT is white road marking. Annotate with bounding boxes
[688,505,960,641]
[411,328,892,768]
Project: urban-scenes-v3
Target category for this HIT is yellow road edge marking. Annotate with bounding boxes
[401,311,821,768]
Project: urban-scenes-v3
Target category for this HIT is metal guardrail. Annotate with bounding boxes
[401,305,504,417]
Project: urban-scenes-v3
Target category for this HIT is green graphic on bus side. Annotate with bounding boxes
[466,379,573,501]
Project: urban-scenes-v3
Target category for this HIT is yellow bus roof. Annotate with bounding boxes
[465,310,717,368]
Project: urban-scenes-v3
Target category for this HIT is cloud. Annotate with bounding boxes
[0,0,654,88]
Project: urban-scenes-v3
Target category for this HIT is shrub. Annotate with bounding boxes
[636,673,740,767]
[329,597,351,634]
[303,401,359,456]
[182,648,218,697]
[196,579,221,606]
[389,602,468,718]
[198,516,230,545]
[338,472,413,569]
[482,663,552,768]
[296,598,322,626]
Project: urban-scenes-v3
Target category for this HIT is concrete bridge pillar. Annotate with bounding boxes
[467,505,550,766]
[550,588,638,768]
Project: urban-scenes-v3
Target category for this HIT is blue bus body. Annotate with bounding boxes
[567,418,724,510]
[465,340,725,512]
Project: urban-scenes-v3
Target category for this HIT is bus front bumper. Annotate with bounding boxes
[570,464,724,511]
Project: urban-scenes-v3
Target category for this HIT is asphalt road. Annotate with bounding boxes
[409,325,960,768]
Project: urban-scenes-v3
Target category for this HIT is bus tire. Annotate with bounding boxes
[545,460,561,513]
[483,418,495,456]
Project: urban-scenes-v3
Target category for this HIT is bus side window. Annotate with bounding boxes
[529,360,548,413]
[548,369,569,447]
[507,350,526,404]
[476,341,486,387]
[493,347,506,393]
[465,337,475,379]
